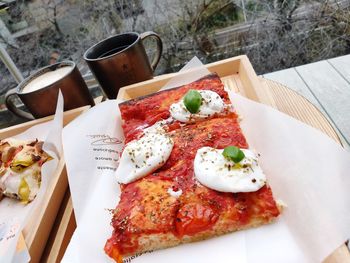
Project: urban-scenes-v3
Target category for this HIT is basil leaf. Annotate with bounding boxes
[183,89,202,114]
[222,146,245,163]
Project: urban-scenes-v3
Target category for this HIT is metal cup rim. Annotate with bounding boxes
[17,60,76,95]
[83,32,140,62]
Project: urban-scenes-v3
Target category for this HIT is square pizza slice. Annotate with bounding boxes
[105,104,281,262]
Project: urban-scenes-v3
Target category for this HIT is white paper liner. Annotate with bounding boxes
[0,91,64,263]
[62,100,124,225]
[62,57,350,262]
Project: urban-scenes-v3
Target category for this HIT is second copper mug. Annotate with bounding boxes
[84,31,163,99]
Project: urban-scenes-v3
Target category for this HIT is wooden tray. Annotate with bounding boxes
[117,55,348,262]
[45,76,349,262]
[0,105,89,263]
[44,56,348,262]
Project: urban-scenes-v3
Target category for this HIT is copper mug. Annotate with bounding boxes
[84,31,162,99]
[5,61,95,120]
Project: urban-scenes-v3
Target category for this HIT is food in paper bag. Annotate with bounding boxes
[105,73,282,262]
[0,138,52,203]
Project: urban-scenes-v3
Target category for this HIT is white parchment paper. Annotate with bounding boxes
[62,100,124,225]
[0,91,64,263]
[62,58,350,262]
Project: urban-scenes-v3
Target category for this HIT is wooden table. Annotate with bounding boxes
[264,54,350,149]
[40,77,350,262]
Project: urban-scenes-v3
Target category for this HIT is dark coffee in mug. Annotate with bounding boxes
[98,46,129,58]
[84,31,163,99]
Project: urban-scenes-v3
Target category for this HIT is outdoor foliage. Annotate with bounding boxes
[1,0,350,100]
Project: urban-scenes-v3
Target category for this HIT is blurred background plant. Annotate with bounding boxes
[1,0,350,107]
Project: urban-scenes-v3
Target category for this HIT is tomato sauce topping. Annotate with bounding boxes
[119,73,230,143]
[175,203,219,237]
[106,74,280,261]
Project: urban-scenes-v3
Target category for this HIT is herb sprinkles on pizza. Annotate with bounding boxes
[105,74,281,262]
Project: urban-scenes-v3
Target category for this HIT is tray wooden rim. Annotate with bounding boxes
[117,55,260,101]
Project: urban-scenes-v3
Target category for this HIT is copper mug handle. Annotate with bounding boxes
[140,31,163,71]
[5,88,35,120]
